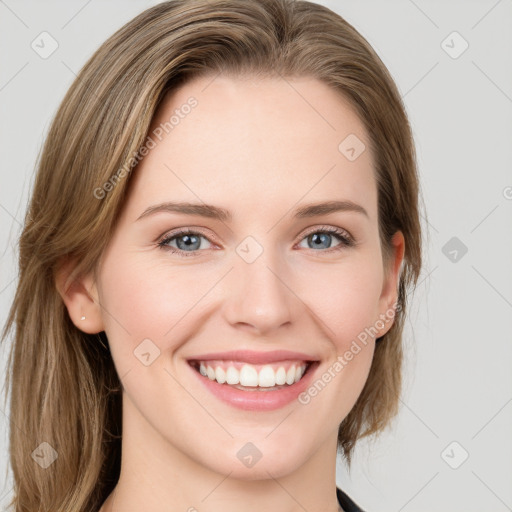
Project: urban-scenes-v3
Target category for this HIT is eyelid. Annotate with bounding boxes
[156,224,357,257]
[298,224,355,245]
[157,224,354,244]
[156,226,219,245]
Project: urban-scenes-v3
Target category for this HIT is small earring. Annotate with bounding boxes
[81,315,86,321]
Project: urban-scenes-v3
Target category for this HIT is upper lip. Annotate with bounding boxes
[187,349,318,365]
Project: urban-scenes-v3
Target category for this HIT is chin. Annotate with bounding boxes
[193,434,314,481]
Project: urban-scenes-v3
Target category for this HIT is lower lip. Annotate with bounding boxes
[189,362,319,411]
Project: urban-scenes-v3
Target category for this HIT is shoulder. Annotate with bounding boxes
[336,487,366,512]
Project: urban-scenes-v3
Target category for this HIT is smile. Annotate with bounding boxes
[187,350,320,411]
[190,360,311,389]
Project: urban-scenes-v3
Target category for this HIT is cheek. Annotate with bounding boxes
[297,255,384,350]
[96,251,202,360]
[295,260,382,419]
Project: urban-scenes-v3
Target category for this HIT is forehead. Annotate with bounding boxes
[125,75,377,224]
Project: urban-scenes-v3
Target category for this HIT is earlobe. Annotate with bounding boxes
[55,257,105,334]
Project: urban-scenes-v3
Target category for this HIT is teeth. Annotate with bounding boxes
[196,361,308,388]
[275,367,286,385]
[215,366,226,384]
[258,365,275,387]
[226,366,239,385]
[239,364,259,386]
[206,366,216,380]
[286,366,296,385]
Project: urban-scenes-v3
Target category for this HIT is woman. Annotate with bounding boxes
[2,0,423,511]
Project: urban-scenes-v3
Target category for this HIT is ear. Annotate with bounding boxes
[55,257,105,334]
[376,231,405,337]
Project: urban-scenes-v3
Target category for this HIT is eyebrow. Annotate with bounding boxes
[136,199,368,222]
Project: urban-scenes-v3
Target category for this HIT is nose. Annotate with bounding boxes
[222,250,294,336]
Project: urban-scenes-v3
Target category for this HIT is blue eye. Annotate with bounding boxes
[158,230,212,256]
[298,228,354,251]
[157,226,355,257]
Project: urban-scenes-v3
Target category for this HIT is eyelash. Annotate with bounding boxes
[156,225,356,258]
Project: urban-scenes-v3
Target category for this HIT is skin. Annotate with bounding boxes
[58,75,404,512]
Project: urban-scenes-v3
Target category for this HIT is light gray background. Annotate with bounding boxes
[1,1,511,511]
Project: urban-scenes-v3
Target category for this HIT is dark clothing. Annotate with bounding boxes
[337,487,366,512]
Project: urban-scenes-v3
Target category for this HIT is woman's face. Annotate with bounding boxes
[90,75,403,479]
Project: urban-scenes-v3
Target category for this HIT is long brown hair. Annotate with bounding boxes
[2,0,423,510]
